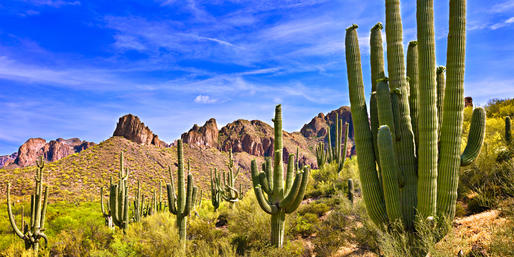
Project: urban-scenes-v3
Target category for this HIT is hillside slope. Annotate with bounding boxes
[0,136,259,200]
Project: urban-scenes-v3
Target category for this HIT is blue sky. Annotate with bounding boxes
[1,0,513,154]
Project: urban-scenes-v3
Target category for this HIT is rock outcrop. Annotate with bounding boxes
[181,118,219,148]
[11,137,95,167]
[113,114,166,147]
[0,152,18,168]
[301,106,353,139]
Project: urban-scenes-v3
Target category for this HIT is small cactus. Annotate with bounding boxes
[347,179,354,204]
[6,156,49,254]
[210,168,222,211]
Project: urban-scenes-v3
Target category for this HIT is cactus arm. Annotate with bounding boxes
[284,154,295,195]
[460,107,486,166]
[346,24,388,226]
[40,186,48,230]
[183,174,194,216]
[166,184,177,215]
[370,22,385,168]
[254,186,274,214]
[30,195,35,228]
[285,167,310,214]
[407,41,419,150]
[278,172,302,209]
[436,0,467,220]
[123,185,129,227]
[7,183,25,239]
[377,126,402,223]
[264,158,273,190]
[258,172,272,194]
[327,128,333,162]
[342,122,349,163]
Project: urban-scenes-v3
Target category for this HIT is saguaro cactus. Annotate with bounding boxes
[221,150,244,207]
[345,0,486,241]
[103,152,130,231]
[210,168,222,211]
[251,104,310,248]
[315,142,327,168]
[6,156,49,254]
[167,139,197,249]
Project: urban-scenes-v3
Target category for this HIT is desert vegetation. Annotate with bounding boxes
[1,0,513,257]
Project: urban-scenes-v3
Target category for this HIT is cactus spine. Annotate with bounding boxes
[6,156,49,254]
[250,104,310,248]
[345,0,486,238]
[167,139,197,249]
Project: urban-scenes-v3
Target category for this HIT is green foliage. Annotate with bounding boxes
[486,98,514,118]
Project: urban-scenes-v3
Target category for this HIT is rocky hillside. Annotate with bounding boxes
[0,136,256,200]
[182,105,354,167]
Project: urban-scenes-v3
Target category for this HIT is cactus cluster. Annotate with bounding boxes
[315,114,349,171]
[210,150,244,210]
[346,0,486,237]
[6,156,49,254]
[167,139,197,249]
[251,104,310,248]
[104,152,131,232]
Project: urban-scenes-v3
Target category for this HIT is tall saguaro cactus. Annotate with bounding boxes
[6,156,49,254]
[251,104,310,248]
[345,0,486,241]
[167,139,197,249]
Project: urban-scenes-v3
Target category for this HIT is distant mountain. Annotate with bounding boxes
[1,137,94,168]
[0,106,355,199]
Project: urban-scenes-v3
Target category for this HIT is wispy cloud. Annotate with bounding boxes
[194,95,217,103]
[490,17,514,30]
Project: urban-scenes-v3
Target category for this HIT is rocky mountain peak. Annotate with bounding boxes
[113,114,166,147]
[181,118,219,148]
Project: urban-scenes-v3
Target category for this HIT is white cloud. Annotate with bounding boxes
[194,95,217,104]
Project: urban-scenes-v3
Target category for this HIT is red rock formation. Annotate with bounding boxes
[113,114,166,147]
[181,118,219,148]
[12,137,95,167]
